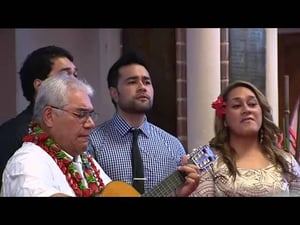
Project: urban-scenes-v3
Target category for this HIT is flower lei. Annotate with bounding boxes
[211,95,226,118]
[23,123,104,197]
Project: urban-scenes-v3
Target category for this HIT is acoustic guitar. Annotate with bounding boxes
[99,145,217,197]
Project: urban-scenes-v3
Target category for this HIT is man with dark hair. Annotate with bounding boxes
[87,51,193,196]
[0,45,77,188]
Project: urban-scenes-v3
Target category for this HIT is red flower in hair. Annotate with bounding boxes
[211,96,226,117]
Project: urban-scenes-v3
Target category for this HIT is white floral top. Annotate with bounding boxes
[190,151,300,197]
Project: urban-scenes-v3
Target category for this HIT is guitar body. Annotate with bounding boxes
[100,181,141,197]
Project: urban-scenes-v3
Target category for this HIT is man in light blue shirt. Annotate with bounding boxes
[87,52,189,196]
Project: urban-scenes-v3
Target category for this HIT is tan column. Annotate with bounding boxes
[265,28,279,125]
[186,28,221,151]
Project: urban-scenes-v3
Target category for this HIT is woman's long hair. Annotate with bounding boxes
[209,80,292,180]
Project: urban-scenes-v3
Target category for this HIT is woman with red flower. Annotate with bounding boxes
[190,80,300,197]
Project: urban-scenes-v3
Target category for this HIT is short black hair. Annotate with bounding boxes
[107,51,149,88]
[19,45,74,103]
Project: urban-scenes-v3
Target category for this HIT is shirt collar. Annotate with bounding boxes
[111,112,150,138]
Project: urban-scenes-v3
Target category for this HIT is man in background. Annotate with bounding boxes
[87,51,190,195]
[0,45,78,189]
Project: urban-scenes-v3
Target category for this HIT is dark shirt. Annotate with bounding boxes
[0,103,34,189]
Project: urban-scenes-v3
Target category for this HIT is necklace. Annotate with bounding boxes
[23,123,104,197]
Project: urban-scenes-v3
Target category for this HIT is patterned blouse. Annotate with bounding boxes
[190,151,300,197]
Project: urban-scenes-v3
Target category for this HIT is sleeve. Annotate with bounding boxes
[287,155,300,196]
[175,139,187,167]
[189,167,215,197]
[1,156,65,197]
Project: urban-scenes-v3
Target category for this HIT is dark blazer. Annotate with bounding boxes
[0,103,34,189]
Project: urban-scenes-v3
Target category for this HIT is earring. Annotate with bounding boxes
[260,129,264,143]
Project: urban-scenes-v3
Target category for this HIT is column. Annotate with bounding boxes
[186,28,221,152]
[265,28,279,125]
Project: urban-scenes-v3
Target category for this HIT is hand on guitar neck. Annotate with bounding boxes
[174,155,201,197]
[98,145,217,197]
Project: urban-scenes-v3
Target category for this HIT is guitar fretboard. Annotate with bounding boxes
[142,170,186,197]
[140,145,216,197]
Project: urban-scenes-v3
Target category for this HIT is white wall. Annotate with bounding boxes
[13,28,120,125]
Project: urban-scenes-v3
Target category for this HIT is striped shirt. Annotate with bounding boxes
[87,113,186,193]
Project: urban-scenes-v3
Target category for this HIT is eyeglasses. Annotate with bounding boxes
[48,105,99,123]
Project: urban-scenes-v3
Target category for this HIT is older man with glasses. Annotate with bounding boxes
[0,74,111,197]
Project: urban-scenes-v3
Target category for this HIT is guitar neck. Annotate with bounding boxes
[141,170,186,197]
[140,145,216,197]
